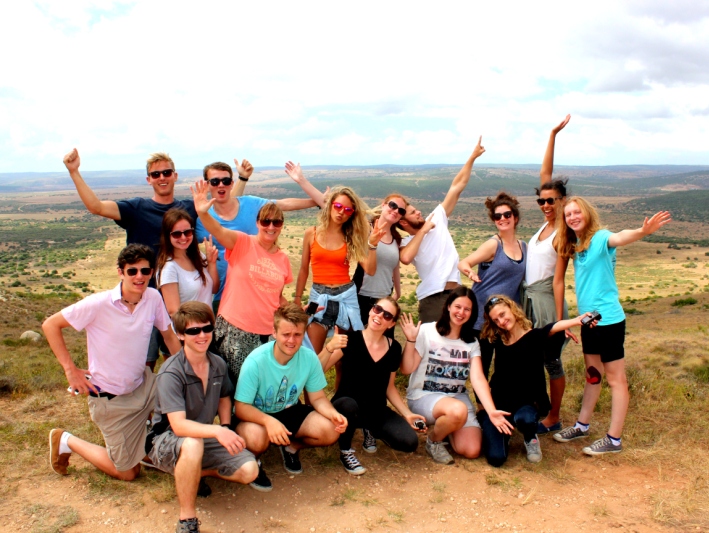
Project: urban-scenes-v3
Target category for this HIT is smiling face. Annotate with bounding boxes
[488,303,516,332]
[494,205,518,232]
[206,168,234,204]
[538,189,562,223]
[146,160,178,198]
[381,196,406,225]
[368,299,398,331]
[180,320,213,355]
[170,218,193,251]
[448,296,474,328]
[564,200,586,234]
[117,258,152,298]
[273,320,306,359]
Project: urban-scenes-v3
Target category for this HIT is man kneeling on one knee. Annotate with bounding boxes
[235,303,347,492]
[149,302,257,533]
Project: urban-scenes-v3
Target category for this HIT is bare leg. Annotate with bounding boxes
[448,426,482,459]
[604,359,629,437]
[290,411,339,450]
[67,436,140,481]
[203,460,259,484]
[578,353,604,425]
[307,322,328,354]
[540,376,566,427]
[429,398,468,442]
[236,421,270,456]
[174,438,203,521]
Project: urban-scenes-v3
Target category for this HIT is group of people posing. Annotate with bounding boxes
[44,115,671,533]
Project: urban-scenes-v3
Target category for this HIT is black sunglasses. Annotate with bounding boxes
[183,324,215,336]
[371,304,395,321]
[208,177,233,186]
[258,218,284,228]
[484,296,502,314]
[123,267,153,276]
[387,201,406,216]
[536,197,563,206]
[170,228,194,239]
[492,211,514,221]
[148,169,175,179]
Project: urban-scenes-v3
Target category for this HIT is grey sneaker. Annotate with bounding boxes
[583,436,622,456]
[176,517,200,533]
[425,439,454,465]
[553,425,589,443]
[340,449,367,475]
[524,437,542,463]
[362,428,377,453]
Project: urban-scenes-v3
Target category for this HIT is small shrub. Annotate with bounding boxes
[672,297,697,307]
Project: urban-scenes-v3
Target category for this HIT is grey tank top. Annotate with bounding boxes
[472,237,527,330]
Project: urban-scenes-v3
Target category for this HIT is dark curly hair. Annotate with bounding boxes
[484,191,521,228]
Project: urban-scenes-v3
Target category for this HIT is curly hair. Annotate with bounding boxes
[156,208,207,287]
[535,177,569,197]
[435,286,478,344]
[317,186,370,264]
[484,191,521,228]
[117,244,154,270]
[555,196,603,260]
[480,295,532,343]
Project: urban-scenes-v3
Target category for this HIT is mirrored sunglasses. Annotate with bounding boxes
[333,202,355,215]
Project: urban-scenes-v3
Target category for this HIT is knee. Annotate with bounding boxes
[486,452,507,468]
[606,372,628,389]
[396,431,420,454]
[446,403,468,427]
[118,464,141,481]
[179,437,204,463]
[231,459,259,484]
[459,441,481,459]
[239,424,270,455]
[335,397,359,418]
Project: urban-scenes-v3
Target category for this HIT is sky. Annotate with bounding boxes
[1,0,708,172]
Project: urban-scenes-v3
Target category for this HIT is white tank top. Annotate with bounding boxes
[525,222,558,284]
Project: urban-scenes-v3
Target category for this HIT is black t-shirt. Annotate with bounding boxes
[490,323,556,416]
[333,330,402,415]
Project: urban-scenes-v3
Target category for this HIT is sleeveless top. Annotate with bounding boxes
[472,236,527,330]
[311,235,350,285]
[360,238,399,297]
[525,222,558,284]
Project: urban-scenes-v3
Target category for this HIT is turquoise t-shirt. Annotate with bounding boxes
[195,196,270,301]
[235,341,327,414]
[573,229,625,326]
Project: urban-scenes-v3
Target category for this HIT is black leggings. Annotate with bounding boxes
[332,397,418,453]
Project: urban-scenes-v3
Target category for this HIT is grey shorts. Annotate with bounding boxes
[148,430,256,477]
[408,392,480,429]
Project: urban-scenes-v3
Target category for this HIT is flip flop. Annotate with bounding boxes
[537,421,562,434]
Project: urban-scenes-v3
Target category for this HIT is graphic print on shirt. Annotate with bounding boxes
[423,339,471,394]
[250,256,283,294]
[254,376,300,412]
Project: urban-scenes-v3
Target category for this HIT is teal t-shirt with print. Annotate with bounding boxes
[573,229,625,326]
[235,341,327,414]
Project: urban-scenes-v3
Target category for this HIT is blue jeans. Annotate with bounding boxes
[478,404,538,467]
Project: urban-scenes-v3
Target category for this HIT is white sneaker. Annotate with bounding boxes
[524,436,542,463]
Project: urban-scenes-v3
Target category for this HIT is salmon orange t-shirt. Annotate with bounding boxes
[220,233,293,335]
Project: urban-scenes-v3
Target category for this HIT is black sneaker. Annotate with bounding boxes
[176,517,200,533]
[362,428,377,454]
[340,449,367,475]
[280,446,303,474]
[197,478,211,498]
[249,461,273,492]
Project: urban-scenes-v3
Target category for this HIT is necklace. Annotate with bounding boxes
[122,296,141,306]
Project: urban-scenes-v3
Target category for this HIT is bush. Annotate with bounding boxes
[672,297,697,307]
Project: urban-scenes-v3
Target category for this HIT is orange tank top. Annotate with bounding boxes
[311,236,351,285]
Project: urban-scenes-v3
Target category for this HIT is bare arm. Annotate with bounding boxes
[399,218,436,265]
[63,149,121,220]
[540,115,570,185]
[393,263,401,300]
[203,237,221,294]
[230,158,254,197]
[159,283,181,317]
[42,311,99,395]
[607,212,672,248]
[318,327,347,371]
[457,238,498,282]
[553,255,569,322]
[441,136,485,217]
[360,221,387,276]
[217,396,232,426]
[275,198,318,211]
[470,356,513,435]
[308,389,347,433]
[160,325,182,356]
[385,372,426,429]
[284,161,326,208]
[167,410,245,455]
[398,313,422,375]
[294,227,314,303]
[191,180,239,250]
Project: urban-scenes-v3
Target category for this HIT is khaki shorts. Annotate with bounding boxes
[88,367,156,472]
[148,430,256,477]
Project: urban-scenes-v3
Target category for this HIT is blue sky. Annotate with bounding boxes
[1,1,708,172]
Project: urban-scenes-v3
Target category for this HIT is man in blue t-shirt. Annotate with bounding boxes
[195,161,324,314]
[235,303,347,492]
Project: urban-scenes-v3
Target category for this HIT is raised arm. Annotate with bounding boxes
[294,227,314,304]
[318,327,348,370]
[203,236,221,294]
[63,149,121,220]
[608,211,672,248]
[191,180,239,250]
[399,217,436,265]
[360,218,387,275]
[457,238,498,283]
[285,161,326,208]
[231,157,254,197]
[440,136,486,217]
[398,313,422,374]
[540,115,571,185]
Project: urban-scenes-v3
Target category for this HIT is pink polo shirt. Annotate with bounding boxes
[62,284,171,395]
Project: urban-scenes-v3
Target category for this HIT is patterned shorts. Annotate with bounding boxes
[213,316,271,384]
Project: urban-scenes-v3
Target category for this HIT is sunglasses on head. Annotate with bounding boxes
[258,218,284,228]
[536,197,563,206]
[170,228,194,239]
[484,296,502,314]
[371,304,395,321]
[492,211,514,221]
[183,324,215,336]
[332,202,355,215]
[148,169,175,179]
[123,267,152,276]
[387,201,406,216]
[208,177,233,187]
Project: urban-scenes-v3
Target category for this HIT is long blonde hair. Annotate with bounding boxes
[317,186,370,264]
[555,196,602,260]
[480,295,532,344]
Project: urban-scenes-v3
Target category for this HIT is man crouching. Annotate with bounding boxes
[149,302,257,533]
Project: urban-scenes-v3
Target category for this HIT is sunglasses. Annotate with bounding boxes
[170,228,194,239]
[148,169,175,179]
[492,211,514,221]
[183,324,215,336]
[123,267,153,276]
[484,296,502,314]
[333,202,355,216]
[387,201,406,216]
[371,304,395,321]
[258,218,284,228]
[536,197,563,206]
[208,177,233,186]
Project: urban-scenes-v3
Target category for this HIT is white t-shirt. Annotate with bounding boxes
[400,204,461,300]
[406,322,481,401]
[157,255,213,308]
[525,222,558,284]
